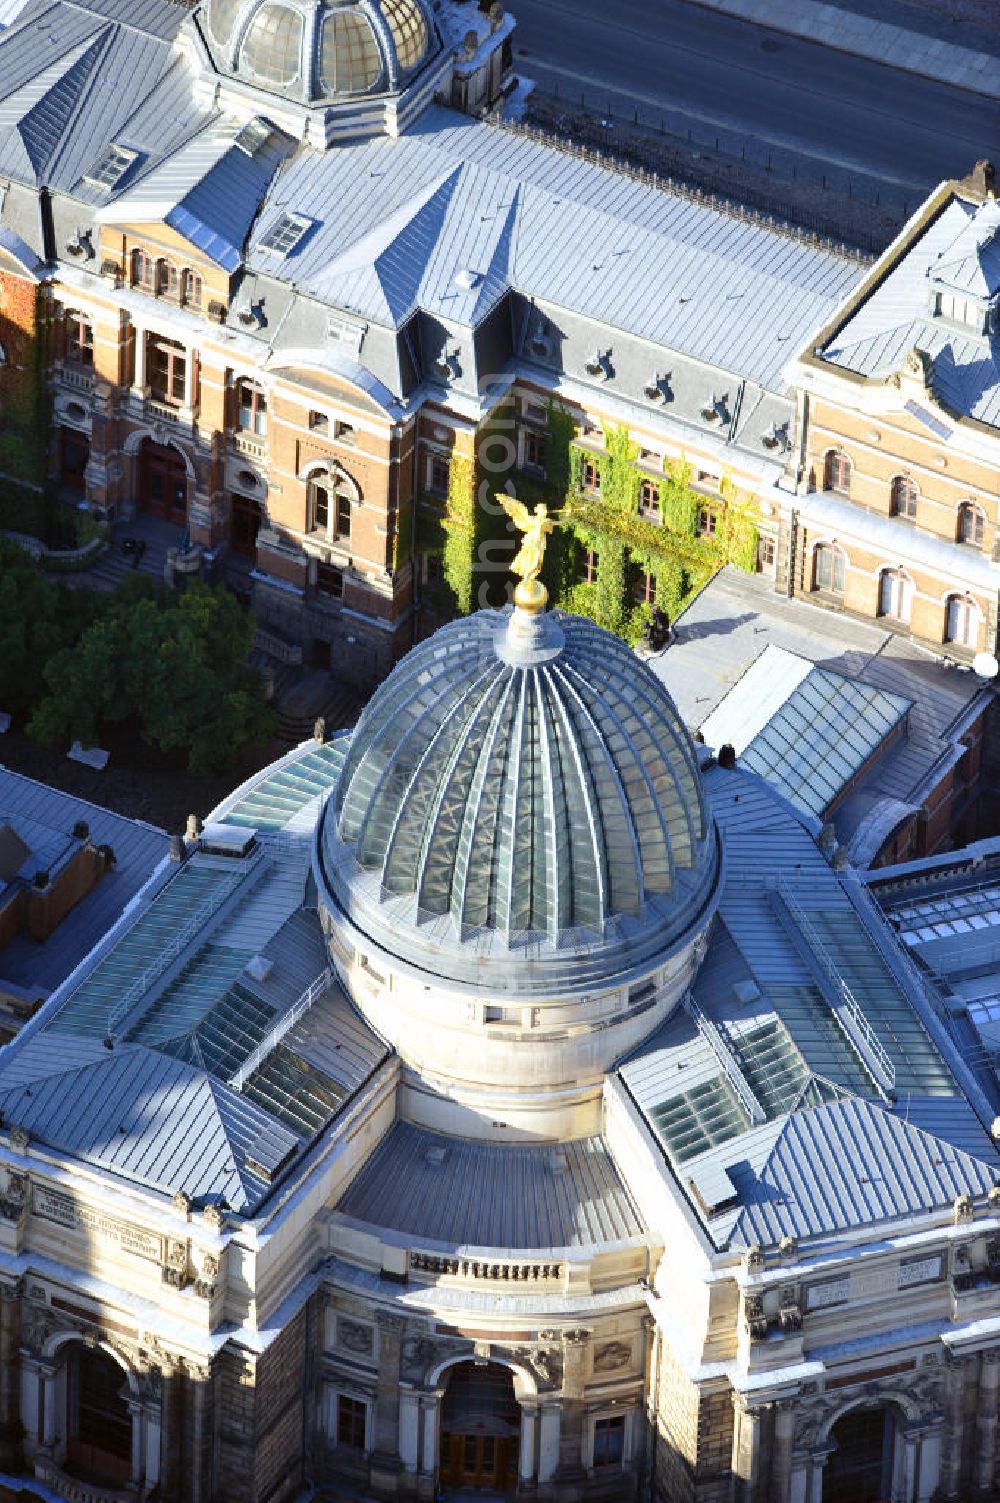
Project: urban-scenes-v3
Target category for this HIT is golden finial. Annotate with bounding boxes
[497,496,558,613]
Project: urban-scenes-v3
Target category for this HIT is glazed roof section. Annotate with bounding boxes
[619,761,999,1251]
[0,741,386,1214]
[0,767,164,996]
[819,195,1000,431]
[649,568,988,869]
[699,643,911,820]
[336,1121,645,1250]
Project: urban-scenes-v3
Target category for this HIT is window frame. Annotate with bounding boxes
[638,478,661,519]
[957,502,985,549]
[890,474,918,520]
[66,310,95,367]
[577,546,599,585]
[878,567,913,624]
[235,379,268,437]
[581,457,601,494]
[696,507,717,538]
[945,594,981,649]
[427,452,450,498]
[307,469,354,544]
[813,542,846,596]
[823,449,852,496]
[332,1391,368,1452]
[146,334,187,407]
[592,1414,626,1471]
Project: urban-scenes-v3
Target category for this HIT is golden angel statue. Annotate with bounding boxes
[498,496,557,582]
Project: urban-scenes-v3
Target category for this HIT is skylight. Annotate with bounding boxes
[83,142,137,191]
[234,117,273,157]
[258,211,312,255]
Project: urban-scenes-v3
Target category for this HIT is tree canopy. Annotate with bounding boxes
[0,556,275,774]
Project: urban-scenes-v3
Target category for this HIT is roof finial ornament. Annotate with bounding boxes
[498,496,558,614]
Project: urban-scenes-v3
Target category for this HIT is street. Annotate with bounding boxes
[510,0,1000,208]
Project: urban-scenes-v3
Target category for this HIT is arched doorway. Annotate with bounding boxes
[439,1361,519,1492]
[825,1404,895,1503]
[63,1345,132,1486]
[231,490,263,557]
[138,439,187,521]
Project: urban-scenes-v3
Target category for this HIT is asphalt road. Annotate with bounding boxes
[510,0,1000,201]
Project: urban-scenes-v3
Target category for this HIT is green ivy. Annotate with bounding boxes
[424,398,760,642]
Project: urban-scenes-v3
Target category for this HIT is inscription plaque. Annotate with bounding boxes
[33,1186,163,1262]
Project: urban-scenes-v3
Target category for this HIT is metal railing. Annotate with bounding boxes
[776,877,896,1097]
[685,994,766,1126]
[230,966,332,1091]
[106,849,266,1037]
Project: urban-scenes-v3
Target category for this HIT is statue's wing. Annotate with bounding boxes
[498,494,532,531]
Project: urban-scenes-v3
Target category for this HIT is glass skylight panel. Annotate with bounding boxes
[233,117,273,157]
[258,210,313,255]
[83,142,137,191]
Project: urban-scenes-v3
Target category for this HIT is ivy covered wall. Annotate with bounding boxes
[414,398,759,641]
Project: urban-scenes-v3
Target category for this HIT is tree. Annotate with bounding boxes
[0,540,99,717]
[29,579,275,774]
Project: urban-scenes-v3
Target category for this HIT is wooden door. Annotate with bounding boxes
[140,442,187,521]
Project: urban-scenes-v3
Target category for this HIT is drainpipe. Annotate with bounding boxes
[785,508,798,600]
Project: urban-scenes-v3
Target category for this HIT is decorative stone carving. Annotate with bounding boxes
[563,1328,592,1345]
[202,1203,224,1232]
[338,1318,375,1357]
[162,1238,190,1289]
[593,1341,631,1372]
[744,1245,765,1271]
[953,1194,974,1225]
[744,1294,768,1340]
[527,1342,562,1390]
[7,1126,29,1153]
[399,1333,467,1383]
[193,1253,218,1300]
[778,1287,803,1332]
[172,1189,191,1217]
[0,1171,27,1222]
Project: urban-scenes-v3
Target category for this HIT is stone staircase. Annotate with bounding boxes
[274,670,363,744]
[86,530,176,590]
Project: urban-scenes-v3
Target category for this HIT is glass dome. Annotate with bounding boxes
[317,605,720,994]
[202,0,432,103]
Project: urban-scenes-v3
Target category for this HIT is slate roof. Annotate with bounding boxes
[820,195,1000,431]
[336,1121,645,1249]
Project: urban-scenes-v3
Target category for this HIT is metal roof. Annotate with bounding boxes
[0,767,164,995]
[649,568,990,865]
[686,1094,998,1247]
[620,759,999,1248]
[699,643,911,819]
[821,195,1000,431]
[0,743,386,1214]
[335,1121,645,1249]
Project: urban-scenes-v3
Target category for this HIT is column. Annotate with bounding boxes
[538,1404,560,1483]
[897,1422,920,1503]
[975,1349,1000,1495]
[398,1387,420,1472]
[732,1398,768,1502]
[519,1402,538,1484]
[369,1316,405,1493]
[159,1361,180,1502]
[128,1395,144,1488]
[0,1283,21,1468]
[39,1362,57,1451]
[183,346,195,411]
[188,1362,209,1503]
[940,1352,971,1500]
[771,1401,797,1503]
[19,1359,40,1449]
[420,1391,439,1478]
[133,325,146,392]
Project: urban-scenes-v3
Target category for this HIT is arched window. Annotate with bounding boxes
[813,543,845,595]
[957,502,985,548]
[236,380,267,437]
[824,449,851,495]
[890,475,918,519]
[182,268,202,308]
[945,594,981,649]
[131,248,154,289]
[155,259,178,298]
[64,1345,132,1486]
[307,468,354,543]
[878,568,913,623]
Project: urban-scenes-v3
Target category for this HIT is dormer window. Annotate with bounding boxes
[933,289,989,335]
